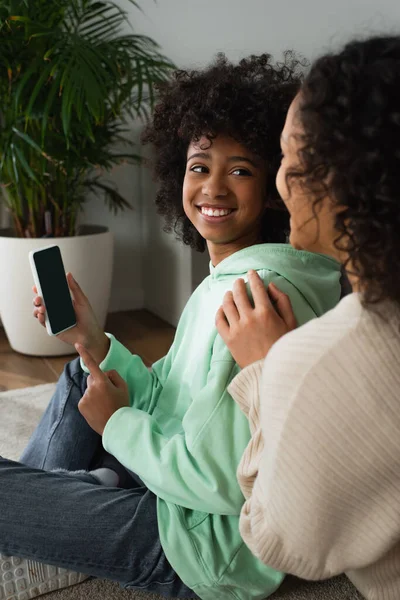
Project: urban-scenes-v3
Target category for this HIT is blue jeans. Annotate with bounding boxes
[0,359,196,598]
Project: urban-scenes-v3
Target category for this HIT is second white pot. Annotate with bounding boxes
[0,225,114,356]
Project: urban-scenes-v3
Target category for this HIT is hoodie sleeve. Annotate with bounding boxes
[81,333,171,414]
[102,334,248,515]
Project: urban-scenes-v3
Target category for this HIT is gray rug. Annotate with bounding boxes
[0,384,362,600]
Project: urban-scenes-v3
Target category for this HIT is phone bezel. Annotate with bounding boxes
[29,245,77,337]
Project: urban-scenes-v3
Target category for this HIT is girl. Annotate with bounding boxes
[0,55,341,600]
[217,36,400,600]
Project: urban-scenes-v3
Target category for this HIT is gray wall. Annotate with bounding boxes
[123,0,399,65]
[90,0,400,323]
[78,121,144,313]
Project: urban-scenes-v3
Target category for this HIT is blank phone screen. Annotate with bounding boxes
[33,246,76,334]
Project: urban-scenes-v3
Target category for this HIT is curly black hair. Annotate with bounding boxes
[295,36,400,307]
[142,53,304,252]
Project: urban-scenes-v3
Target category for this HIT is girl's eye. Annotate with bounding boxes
[231,168,252,176]
[190,165,208,174]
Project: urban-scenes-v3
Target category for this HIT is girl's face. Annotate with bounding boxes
[276,96,341,260]
[183,135,267,264]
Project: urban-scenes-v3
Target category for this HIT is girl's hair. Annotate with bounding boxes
[142,53,304,252]
[295,36,400,306]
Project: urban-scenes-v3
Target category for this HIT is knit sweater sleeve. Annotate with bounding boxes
[228,361,264,500]
[231,300,400,599]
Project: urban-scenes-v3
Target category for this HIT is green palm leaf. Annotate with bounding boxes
[13,143,40,184]
[11,127,46,156]
[85,178,133,212]
[0,0,175,237]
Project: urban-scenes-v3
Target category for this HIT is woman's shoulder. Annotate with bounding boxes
[264,292,400,413]
[267,293,364,370]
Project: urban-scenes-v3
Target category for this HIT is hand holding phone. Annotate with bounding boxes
[30,245,110,363]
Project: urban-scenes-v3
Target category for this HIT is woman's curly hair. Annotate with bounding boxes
[142,53,304,251]
[295,36,400,307]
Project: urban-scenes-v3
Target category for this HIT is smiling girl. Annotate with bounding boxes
[183,135,268,264]
[0,55,340,600]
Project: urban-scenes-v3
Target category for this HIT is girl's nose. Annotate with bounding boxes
[202,176,228,199]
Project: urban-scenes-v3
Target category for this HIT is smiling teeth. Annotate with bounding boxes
[201,207,232,217]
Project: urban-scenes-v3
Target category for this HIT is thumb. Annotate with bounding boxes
[67,273,88,306]
[268,283,297,330]
[105,369,127,389]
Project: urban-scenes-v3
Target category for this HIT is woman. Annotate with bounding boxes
[216,35,400,600]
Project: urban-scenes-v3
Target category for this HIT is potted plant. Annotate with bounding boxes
[0,0,174,356]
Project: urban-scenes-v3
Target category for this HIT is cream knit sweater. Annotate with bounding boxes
[228,293,400,600]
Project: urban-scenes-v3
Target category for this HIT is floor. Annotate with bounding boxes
[0,310,176,392]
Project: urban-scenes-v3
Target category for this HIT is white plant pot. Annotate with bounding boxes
[0,225,113,356]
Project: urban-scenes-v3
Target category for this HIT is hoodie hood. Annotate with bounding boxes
[209,243,341,316]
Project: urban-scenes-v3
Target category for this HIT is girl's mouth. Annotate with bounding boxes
[197,206,236,221]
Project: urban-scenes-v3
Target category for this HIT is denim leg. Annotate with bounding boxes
[20,358,102,471]
[0,458,197,598]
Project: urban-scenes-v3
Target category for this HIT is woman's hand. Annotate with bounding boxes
[215,270,297,369]
[75,343,130,436]
[32,272,110,364]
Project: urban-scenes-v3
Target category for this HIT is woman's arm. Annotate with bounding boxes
[232,312,400,599]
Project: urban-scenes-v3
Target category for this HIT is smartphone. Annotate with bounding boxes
[29,245,76,336]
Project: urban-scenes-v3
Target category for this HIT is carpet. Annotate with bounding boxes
[0,384,363,600]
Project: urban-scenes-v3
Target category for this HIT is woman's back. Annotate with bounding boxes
[230,294,400,600]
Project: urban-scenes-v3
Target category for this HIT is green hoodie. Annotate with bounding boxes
[87,244,341,600]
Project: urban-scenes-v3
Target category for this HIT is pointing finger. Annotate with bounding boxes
[75,343,105,380]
